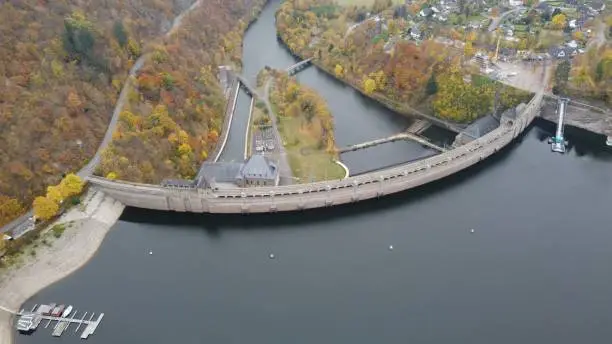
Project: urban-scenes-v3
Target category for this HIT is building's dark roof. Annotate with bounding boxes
[536,2,551,10]
[161,179,196,188]
[549,46,577,59]
[420,8,433,16]
[462,115,500,139]
[241,155,277,180]
[197,161,243,186]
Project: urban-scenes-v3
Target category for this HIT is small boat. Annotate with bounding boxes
[62,305,73,318]
[50,305,65,317]
[606,136,612,147]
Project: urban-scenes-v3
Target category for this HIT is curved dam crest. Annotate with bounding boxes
[88,92,544,213]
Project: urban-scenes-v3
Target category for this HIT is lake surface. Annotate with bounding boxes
[17,122,612,344]
[16,0,612,343]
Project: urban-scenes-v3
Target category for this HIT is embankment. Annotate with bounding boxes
[0,191,124,344]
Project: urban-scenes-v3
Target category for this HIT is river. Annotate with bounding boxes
[218,0,444,174]
[16,0,612,343]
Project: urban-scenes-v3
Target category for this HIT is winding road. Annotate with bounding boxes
[488,8,523,32]
[1,0,204,238]
[263,78,294,185]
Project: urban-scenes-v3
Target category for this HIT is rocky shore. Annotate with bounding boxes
[0,190,124,344]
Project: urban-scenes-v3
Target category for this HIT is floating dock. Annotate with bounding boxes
[15,303,104,340]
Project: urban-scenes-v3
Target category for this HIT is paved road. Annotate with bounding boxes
[488,8,523,32]
[263,78,294,185]
[588,20,607,49]
[1,0,204,238]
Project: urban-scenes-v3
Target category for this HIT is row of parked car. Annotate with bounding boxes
[254,128,276,153]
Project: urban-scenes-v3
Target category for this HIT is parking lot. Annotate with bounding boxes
[252,125,279,155]
[493,60,550,93]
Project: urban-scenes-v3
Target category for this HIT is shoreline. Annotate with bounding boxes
[0,190,124,344]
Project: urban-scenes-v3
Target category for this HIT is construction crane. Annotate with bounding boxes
[493,28,502,63]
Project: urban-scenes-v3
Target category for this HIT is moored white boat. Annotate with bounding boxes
[61,305,73,318]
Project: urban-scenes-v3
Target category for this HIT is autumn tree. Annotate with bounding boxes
[0,196,24,227]
[433,67,493,122]
[363,78,377,94]
[33,196,59,221]
[47,185,64,204]
[60,174,84,197]
[334,64,344,77]
[552,14,567,30]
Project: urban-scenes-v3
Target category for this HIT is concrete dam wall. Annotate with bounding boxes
[88,93,543,214]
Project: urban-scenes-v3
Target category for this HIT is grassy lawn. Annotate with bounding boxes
[276,116,345,182]
[514,24,528,32]
[335,0,404,7]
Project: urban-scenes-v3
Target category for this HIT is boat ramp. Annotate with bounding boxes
[16,303,104,339]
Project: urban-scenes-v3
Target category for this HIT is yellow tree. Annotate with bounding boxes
[60,173,84,197]
[47,185,64,204]
[106,172,118,180]
[33,196,59,221]
[334,64,344,77]
[552,14,567,30]
[363,78,377,94]
[178,143,192,155]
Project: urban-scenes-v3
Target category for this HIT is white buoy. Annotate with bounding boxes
[470,229,475,233]
[388,245,394,250]
[149,251,153,255]
[269,253,275,259]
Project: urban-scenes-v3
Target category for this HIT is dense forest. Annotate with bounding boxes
[97,0,265,182]
[0,0,262,226]
[275,0,531,122]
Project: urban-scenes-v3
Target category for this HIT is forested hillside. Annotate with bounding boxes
[97,0,265,182]
[276,0,530,123]
[0,0,262,226]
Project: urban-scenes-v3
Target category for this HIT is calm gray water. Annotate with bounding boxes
[220,0,439,173]
[16,1,612,343]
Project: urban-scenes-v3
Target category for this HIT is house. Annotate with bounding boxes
[509,0,523,7]
[549,46,577,59]
[193,154,279,189]
[239,154,279,187]
[568,19,577,29]
[453,115,501,146]
[419,8,434,17]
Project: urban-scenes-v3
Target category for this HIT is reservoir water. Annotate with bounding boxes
[16,1,612,343]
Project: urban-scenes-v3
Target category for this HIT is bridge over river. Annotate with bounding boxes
[88,90,544,214]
